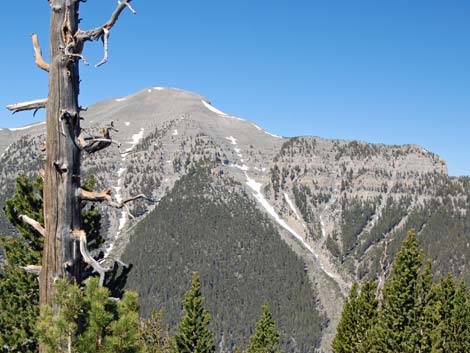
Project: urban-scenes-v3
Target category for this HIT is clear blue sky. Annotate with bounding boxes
[0,1,469,176]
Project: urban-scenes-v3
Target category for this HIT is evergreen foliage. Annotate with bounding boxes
[246,301,281,353]
[367,230,426,352]
[0,175,118,352]
[36,277,141,353]
[332,281,377,353]
[333,229,470,352]
[172,272,215,353]
[0,176,43,352]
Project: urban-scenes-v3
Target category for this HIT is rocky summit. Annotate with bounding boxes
[1,87,469,353]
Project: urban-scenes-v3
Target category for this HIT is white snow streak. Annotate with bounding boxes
[233,164,250,171]
[172,129,178,136]
[202,100,228,116]
[154,87,164,90]
[104,128,145,259]
[244,173,341,282]
[122,128,145,157]
[284,192,301,220]
[116,97,127,102]
[8,121,46,131]
[264,131,283,139]
[252,124,262,131]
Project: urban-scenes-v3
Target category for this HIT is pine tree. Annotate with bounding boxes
[172,272,215,353]
[332,281,378,353]
[447,280,470,352]
[367,230,428,353]
[36,277,141,353]
[332,283,359,353]
[0,175,108,351]
[246,301,282,353]
[0,176,43,352]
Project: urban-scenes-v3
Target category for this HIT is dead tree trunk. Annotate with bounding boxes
[7,0,140,311]
[40,0,82,307]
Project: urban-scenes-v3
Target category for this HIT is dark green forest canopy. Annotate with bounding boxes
[123,164,323,353]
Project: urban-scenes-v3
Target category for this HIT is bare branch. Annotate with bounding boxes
[20,265,42,276]
[31,33,50,72]
[19,215,45,237]
[95,27,110,67]
[78,188,113,203]
[73,230,108,286]
[75,0,136,66]
[77,188,156,220]
[6,98,47,114]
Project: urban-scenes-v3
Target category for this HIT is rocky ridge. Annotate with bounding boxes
[0,87,468,353]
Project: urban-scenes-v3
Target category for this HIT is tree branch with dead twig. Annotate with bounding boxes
[73,230,108,286]
[75,0,136,67]
[78,188,157,219]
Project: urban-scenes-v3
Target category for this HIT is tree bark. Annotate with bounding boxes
[40,0,82,308]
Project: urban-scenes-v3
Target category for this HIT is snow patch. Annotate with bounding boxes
[233,164,250,171]
[124,122,130,126]
[8,121,46,131]
[154,87,164,90]
[122,128,145,157]
[234,147,241,153]
[202,100,228,116]
[265,131,283,139]
[148,89,152,93]
[172,129,178,136]
[116,97,127,102]
[252,124,262,131]
[225,136,237,145]
[229,116,246,122]
[284,192,301,220]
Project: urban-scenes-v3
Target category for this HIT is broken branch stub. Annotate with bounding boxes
[19,214,45,237]
[20,265,42,276]
[6,98,47,114]
[31,33,50,72]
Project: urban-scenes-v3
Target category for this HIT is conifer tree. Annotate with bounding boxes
[36,277,141,353]
[367,230,427,353]
[332,283,359,353]
[172,272,215,353]
[246,301,282,353]
[332,281,378,353]
[0,176,43,352]
[0,175,110,351]
[447,280,470,352]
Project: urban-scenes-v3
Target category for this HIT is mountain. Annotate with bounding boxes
[1,87,469,353]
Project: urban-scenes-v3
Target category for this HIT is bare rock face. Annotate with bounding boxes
[1,87,468,353]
